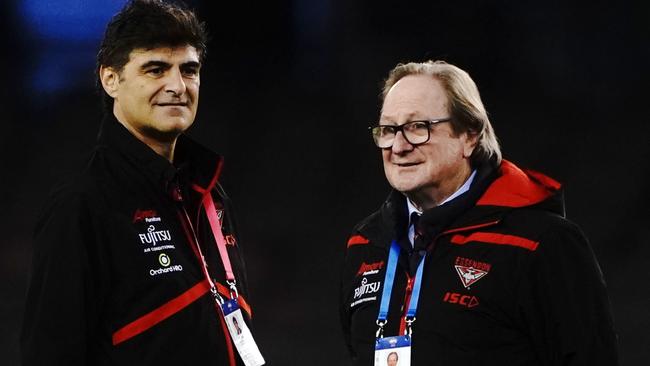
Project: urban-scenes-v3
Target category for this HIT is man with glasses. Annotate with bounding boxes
[340,60,618,365]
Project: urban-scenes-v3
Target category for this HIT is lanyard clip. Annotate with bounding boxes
[375,319,387,339]
[404,316,416,336]
[210,286,225,305]
[227,280,239,299]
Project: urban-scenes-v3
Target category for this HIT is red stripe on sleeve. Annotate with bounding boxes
[347,234,370,247]
[450,232,539,251]
[112,279,211,345]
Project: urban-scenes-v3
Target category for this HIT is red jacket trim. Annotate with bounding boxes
[347,234,370,247]
[477,160,561,208]
[112,279,211,346]
[112,279,253,346]
[450,232,539,251]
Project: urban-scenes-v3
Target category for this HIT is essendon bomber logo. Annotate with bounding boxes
[454,256,491,289]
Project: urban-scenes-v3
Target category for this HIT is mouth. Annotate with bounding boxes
[394,162,421,167]
[155,102,188,107]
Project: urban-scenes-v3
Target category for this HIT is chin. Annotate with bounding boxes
[387,178,420,194]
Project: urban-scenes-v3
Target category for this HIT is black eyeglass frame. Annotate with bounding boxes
[369,117,452,148]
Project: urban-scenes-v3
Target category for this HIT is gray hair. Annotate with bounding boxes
[382,60,502,166]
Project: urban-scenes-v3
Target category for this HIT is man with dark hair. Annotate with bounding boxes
[340,61,618,365]
[21,1,263,365]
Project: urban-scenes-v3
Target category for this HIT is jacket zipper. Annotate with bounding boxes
[173,186,237,366]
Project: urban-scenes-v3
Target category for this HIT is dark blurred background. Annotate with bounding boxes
[1,0,649,365]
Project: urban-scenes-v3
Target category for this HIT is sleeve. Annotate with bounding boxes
[515,220,619,365]
[339,243,354,357]
[20,190,104,366]
[339,232,365,360]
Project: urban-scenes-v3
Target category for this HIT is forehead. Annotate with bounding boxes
[126,45,201,66]
[381,74,448,121]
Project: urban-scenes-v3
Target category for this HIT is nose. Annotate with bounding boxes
[165,67,187,96]
[391,130,414,154]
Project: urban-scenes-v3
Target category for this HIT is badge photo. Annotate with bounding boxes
[375,335,411,366]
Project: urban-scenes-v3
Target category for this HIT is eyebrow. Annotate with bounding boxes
[139,60,170,70]
[379,112,424,125]
[139,60,201,70]
[182,61,201,69]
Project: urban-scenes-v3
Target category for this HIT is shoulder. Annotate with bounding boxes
[38,158,114,224]
[503,206,585,243]
[503,207,599,274]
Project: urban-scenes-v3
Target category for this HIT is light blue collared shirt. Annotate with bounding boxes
[406,169,477,246]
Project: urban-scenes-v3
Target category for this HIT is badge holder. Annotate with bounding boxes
[220,281,265,366]
[374,319,412,366]
[373,241,424,366]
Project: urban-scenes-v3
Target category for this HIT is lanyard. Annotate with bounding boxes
[202,193,235,282]
[376,240,425,337]
[177,184,238,303]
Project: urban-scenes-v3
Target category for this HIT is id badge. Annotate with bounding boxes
[374,335,411,366]
[221,299,266,366]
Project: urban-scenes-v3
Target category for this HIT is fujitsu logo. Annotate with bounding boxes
[139,225,172,246]
[454,257,490,288]
[356,261,384,276]
[354,277,381,299]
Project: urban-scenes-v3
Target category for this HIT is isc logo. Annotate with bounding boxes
[443,292,479,308]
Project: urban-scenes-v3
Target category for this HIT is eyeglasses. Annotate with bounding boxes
[369,118,452,148]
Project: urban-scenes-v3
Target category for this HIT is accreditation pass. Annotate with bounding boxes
[222,299,265,366]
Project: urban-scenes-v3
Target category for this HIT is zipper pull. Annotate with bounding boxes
[171,186,183,202]
[406,277,413,292]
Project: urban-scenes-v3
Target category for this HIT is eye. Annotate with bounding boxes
[146,67,164,76]
[182,67,199,78]
[407,121,429,131]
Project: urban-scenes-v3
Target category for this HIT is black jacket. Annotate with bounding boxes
[340,160,618,365]
[21,117,252,365]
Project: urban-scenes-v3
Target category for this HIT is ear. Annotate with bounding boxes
[99,65,120,98]
[462,132,479,159]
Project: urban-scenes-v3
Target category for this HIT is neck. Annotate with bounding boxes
[143,138,176,163]
[114,116,177,163]
[407,162,473,211]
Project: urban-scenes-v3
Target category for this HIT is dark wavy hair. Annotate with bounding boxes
[96,0,208,112]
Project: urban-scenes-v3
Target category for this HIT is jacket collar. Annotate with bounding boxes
[477,160,562,209]
[97,115,223,194]
[362,158,564,248]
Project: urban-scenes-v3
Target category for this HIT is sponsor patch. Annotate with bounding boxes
[442,292,479,308]
[149,253,183,277]
[225,234,237,246]
[350,296,377,308]
[354,277,381,300]
[138,225,173,246]
[356,261,385,276]
[132,209,159,223]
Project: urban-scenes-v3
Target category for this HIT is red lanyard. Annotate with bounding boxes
[202,193,235,282]
[177,185,238,301]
